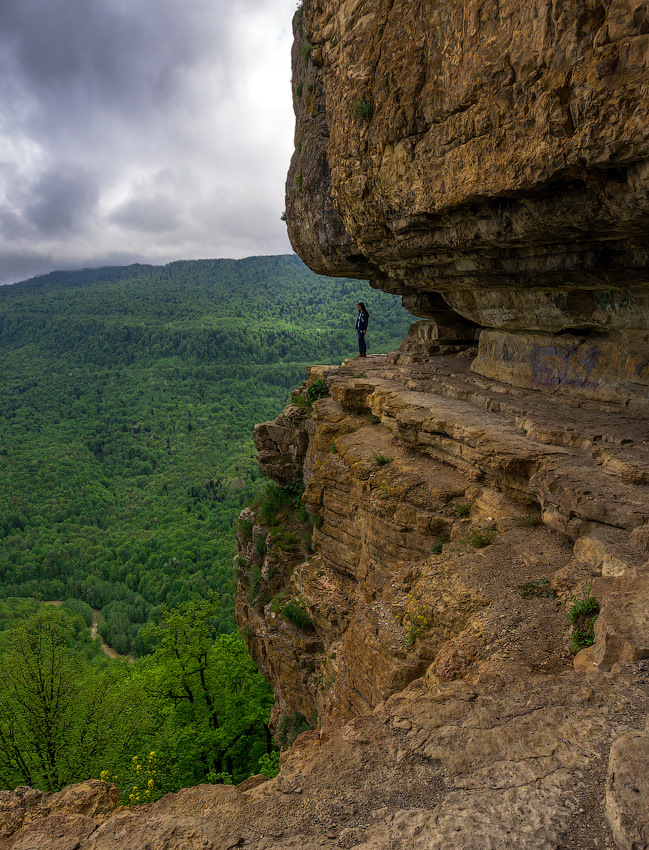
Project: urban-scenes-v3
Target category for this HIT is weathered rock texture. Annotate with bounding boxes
[4,355,649,848]
[286,0,649,400]
[235,353,649,847]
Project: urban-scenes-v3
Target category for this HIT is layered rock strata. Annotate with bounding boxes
[4,353,649,847]
[234,351,649,846]
[286,0,649,399]
[9,352,649,849]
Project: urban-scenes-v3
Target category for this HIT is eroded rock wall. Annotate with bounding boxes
[286,0,649,399]
[236,356,649,735]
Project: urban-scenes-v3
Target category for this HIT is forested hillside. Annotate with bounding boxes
[0,255,412,648]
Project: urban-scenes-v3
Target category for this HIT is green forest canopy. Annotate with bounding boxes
[0,254,413,649]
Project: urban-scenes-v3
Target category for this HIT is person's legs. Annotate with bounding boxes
[358,332,366,356]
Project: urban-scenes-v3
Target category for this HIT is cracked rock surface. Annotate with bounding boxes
[3,354,649,847]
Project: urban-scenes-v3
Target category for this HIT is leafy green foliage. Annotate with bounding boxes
[353,96,373,119]
[257,750,280,778]
[306,378,329,404]
[466,528,496,549]
[0,256,412,649]
[0,607,140,791]
[138,597,275,791]
[0,601,277,796]
[430,534,450,555]
[256,480,305,526]
[300,42,312,64]
[567,592,599,653]
[294,2,304,33]
[373,454,392,466]
[281,600,312,629]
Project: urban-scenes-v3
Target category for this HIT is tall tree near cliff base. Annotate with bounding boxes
[0,607,140,792]
[140,596,274,788]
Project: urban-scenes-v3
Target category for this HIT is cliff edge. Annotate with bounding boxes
[233,353,649,848]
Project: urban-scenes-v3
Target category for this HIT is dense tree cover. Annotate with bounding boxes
[0,607,140,792]
[0,255,412,650]
[0,603,274,796]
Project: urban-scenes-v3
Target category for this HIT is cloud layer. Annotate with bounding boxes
[0,0,296,284]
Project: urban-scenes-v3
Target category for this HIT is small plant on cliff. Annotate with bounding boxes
[295,172,303,191]
[401,597,427,649]
[256,480,305,525]
[453,503,471,518]
[353,95,373,119]
[247,565,263,603]
[366,413,381,424]
[517,577,556,599]
[466,527,495,548]
[238,517,254,541]
[373,453,392,466]
[294,2,304,33]
[291,394,310,409]
[269,528,300,552]
[567,590,599,653]
[306,378,329,404]
[270,586,294,614]
[514,513,543,527]
[431,533,450,555]
[281,600,313,630]
[295,81,303,97]
[300,42,313,64]
[277,712,313,747]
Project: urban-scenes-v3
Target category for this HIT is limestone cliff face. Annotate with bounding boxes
[5,349,649,848]
[228,354,649,847]
[236,357,649,730]
[286,0,649,400]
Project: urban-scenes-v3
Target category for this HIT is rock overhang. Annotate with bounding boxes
[286,0,649,398]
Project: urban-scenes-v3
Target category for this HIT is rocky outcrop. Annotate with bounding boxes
[286,0,649,400]
[233,351,649,847]
[3,352,649,847]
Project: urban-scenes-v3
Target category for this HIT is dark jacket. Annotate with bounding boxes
[356,309,369,332]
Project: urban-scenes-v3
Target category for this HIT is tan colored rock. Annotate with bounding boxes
[472,330,649,403]
[287,0,649,398]
[573,527,648,578]
[0,781,118,850]
[606,731,649,850]
[240,354,649,733]
[592,575,649,670]
[288,0,649,305]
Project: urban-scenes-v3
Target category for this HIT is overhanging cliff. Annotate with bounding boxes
[286,0,649,400]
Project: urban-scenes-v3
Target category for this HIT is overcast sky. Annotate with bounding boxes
[0,0,297,285]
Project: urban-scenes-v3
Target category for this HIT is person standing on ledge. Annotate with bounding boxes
[356,302,369,357]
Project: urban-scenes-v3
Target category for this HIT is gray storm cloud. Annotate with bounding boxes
[0,0,295,284]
